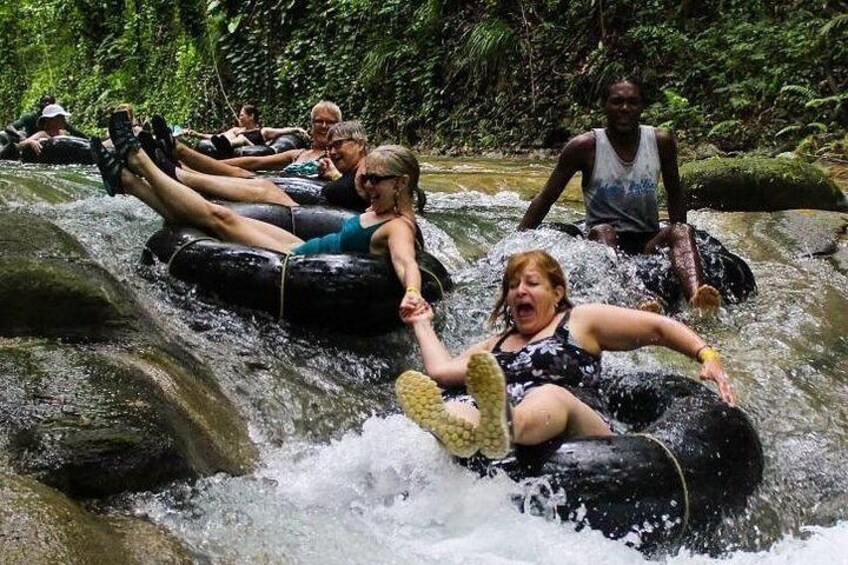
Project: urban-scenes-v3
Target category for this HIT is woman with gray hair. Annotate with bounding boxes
[93,108,429,317]
[318,120,370,211]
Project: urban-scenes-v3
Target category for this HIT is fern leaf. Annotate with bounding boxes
[820,14,848,37]
[780,84,816,100]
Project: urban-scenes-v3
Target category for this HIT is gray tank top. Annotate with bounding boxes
[583,125,661,233]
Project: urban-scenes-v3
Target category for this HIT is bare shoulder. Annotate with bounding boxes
[387,215,416,235]
[571,303,635,324]
[564,131,596,154]
[653,127,678,150]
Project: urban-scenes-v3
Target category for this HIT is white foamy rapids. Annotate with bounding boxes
[136,415,848,565]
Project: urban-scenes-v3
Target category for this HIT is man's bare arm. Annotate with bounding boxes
[518,135,589,230]
[656,129,686,224]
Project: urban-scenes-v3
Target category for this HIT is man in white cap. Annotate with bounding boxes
[14,103,85,157]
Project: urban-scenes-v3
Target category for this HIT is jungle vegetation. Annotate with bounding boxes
[1,0,846,155]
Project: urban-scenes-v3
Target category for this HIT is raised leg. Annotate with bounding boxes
[175,141,255,178]
[465,352,511,458]
[395,370,479,457]
[125,148,303,252]
[176,168,297,207]
[511,384,611,444]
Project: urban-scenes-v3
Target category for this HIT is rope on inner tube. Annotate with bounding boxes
[419,265,445,299]
[166,236,218,274]
[279,252,291,319]
[635,433,690,544]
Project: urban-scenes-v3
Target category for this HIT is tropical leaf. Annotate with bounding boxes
[779,84,816,100]
[459,18,518,76]
[820,13,848,37]
[804,94,848,109]
[708,119,742,137]
[775,124,802,138]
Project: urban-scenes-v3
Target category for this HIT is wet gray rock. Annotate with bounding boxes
[0,339,257,497]
[0,212,141,339]
[0,470,191,564]
[0,212,257,498]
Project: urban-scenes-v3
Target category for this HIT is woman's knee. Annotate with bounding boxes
[512,385,575,443]
[208,203,242,232]
[257,179,279,200]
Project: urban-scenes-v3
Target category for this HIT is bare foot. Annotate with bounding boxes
[690,284,722,313]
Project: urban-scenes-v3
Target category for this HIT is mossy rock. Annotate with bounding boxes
[675,157,848,212]
[0,471,191,564]
[0,339,257,498]
[0,212,144,339]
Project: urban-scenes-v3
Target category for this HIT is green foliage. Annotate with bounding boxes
[0,0,845,153]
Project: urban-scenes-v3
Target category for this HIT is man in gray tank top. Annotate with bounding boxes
[518,79,721,313]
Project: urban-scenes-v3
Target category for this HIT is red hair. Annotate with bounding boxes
[488,250,572,328]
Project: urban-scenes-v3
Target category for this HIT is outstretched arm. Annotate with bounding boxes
[571,303,736,404]
[657,129,686,224]
[261,126,308,142]
[181,128,217,140]
[401,305,496,386]
[518,134,590,230]
[386,221,426,316]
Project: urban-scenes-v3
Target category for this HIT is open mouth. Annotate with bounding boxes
[514,303,534,319]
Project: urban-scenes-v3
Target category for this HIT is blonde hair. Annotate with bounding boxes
[115,103,135,122]
[488,250,572,328]
[365,145,426,214]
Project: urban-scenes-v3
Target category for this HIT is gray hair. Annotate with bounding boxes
[328,121,368,146]
[310,100,342,122]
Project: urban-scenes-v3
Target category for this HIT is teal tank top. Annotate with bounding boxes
[292,215,389,255]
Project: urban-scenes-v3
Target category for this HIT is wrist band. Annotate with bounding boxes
[697,346,720,363]
[406,286,420,295]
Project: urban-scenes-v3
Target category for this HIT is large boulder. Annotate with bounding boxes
[0,338,257,497]
[0,167,97,205]
[0,212,142,339]
[0,471,191,564]
[674,157,848,212]
[0,212,258,497]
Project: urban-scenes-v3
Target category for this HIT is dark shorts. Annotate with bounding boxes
[615,231,659,256]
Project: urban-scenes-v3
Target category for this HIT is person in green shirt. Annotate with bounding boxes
[5,94,55,141]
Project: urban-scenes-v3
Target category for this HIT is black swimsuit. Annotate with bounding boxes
[490,312,606,414]
[242,129,265,145]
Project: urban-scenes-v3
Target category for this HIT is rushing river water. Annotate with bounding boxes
[2,157,847,564]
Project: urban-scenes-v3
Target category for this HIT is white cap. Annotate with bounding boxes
[38,104,71,125]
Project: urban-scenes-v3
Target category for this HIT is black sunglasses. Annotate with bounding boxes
[327,138,352,151]
[361,173,398,185]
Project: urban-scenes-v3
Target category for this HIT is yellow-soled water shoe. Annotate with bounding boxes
[466,352,511,459]
[396,370,478,458]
